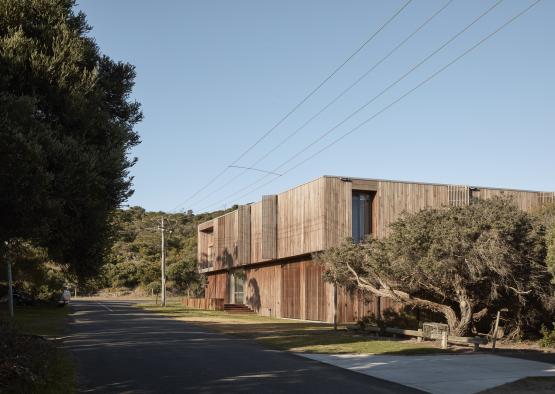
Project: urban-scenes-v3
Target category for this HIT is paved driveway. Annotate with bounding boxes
[64,300,421,393]
[300,353,555,394]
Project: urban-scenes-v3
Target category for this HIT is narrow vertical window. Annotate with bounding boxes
[352,192,372,243]
[207,245,214,266]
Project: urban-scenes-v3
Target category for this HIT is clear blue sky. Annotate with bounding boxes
[76,0,554,213]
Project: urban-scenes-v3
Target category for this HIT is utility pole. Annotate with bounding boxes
[160,216,167,307]
[333,284,337,331]
[7,255,14,318]
[3,241,14,318]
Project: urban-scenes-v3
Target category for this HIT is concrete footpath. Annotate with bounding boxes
[299,353,555,394]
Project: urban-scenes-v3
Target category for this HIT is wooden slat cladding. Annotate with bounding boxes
[376,181,547,238]
[237,205,251,265]
[262,195,278,259]
[245,264,282,317]
[448,185,470,206]
[337,288,373,323]
[198,221,214,231]
[206,257,396,323]
[377,181,450,238]
[250,202,265,263]
[205,271,228,303]
[277,178,325,259]
[476,188,544,212]
[182,297,224,311]
[198,176,553,273]
[539,192,555,206]
[281,259,327,321]
[323,177,351,249]
[197,226,214,270]
[337,288,402,322]
[305,261,327,321]
[281,262,301,319]
[351,179,378,191]
[214,211,238,270]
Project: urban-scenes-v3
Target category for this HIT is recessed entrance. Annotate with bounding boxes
[229,271,245,304]
[234,274,244,304]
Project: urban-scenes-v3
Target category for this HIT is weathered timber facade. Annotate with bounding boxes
[198,176,554,323]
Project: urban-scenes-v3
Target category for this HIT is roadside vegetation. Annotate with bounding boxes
[0,0,144,392]
[137,302,444,355]
[317,198,555,341]
[2,304,70,337]
[0,304,74,393]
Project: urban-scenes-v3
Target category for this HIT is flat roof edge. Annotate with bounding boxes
[323,175,553,194]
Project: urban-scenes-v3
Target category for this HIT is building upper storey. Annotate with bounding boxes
[197,176,554,273]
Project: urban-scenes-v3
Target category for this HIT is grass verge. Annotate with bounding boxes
[1,304,70,337]
[137,301,444,355]
[0,303,75,394]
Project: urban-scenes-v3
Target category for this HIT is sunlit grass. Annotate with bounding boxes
[137,301,444,355]
[0,304,70,337]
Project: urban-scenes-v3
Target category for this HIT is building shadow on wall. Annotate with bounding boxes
[246,278,261,312]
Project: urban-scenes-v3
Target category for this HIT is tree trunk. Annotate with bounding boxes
[346,263,468,335]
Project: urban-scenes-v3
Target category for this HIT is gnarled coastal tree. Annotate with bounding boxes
[316,197,552,337]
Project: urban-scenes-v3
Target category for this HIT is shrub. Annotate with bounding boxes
[539,323,555,348]
[358,314,384,331]
[357,308,421,331]
[0,321,74,393]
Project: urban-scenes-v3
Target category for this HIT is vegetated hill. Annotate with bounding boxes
[97,206,235,295]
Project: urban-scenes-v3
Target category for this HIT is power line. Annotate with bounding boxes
[168,0,413,213]
[195,0,504,211]
[197,0,541,212]
[185,0,453,210]
[228,165,282,176]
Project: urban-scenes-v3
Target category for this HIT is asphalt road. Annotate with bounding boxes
[65,300,423,393]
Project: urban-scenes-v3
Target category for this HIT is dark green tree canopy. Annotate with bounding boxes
[0,0,141,277]
[534,202,555,280]
[317,197,552,337]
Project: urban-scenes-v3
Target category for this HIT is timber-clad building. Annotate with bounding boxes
[197,176,554,323]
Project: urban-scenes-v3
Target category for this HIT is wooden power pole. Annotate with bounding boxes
[6,256,14,318]
[333,284,337,331]
[160,217,167,307]
[3,241,14,318]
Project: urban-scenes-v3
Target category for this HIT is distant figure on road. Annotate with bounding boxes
[59,288,71,306]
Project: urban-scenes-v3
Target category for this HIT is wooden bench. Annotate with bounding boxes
[431,333,488,351]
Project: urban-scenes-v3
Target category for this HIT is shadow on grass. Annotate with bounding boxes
[488,347,555,364]
[480,376,555,393]
[136,302,445,355]
[0,303,71,337]
[0,310,75,394]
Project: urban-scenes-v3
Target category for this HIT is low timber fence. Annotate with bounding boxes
[182,297,224,311]
[352,325,488,351]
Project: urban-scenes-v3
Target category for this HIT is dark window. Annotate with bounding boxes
[352,192,372,243]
